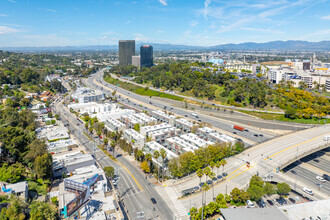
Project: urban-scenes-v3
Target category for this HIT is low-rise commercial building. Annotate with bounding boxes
[123,129,145,149]
[68,102,117,115]
[47,138,77,154]
[36,125,69,142]
[71,87,105,103]
[96,109,135,122]
[52,151,95,178]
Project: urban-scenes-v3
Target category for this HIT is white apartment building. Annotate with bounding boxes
[36,125,69,142]
[326,79,330,92]
[133,113,157,125]
[71,87,105,103]
[196,127,215,140]
[123,129,145,149]
[148,127,181,144]
[96,109,135,122]
[268,70,284,84]
[151,110,176,125]
[165,137,198,155]
[144,141,178,163]
[180,133,214,148]
[208,132,236,145]
[174,118,194,133]
[140,123,172,136]
[104,117,126,133]
[68,102,117,115]
[120,114,144,129]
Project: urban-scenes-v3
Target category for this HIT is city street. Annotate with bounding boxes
[53,94,174,220]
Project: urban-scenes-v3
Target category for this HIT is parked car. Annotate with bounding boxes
[257,199,266,208]
[206,180,213,185]
[276,198,283,205]
[303,187,313,195]
[288,198,296,204]
[279,196,287,204]
[246,200,255,208]
[217,175,223,180]
[266,199,274,206]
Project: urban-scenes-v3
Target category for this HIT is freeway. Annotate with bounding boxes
[86,68,275,144]
[284,162,330,195]
[52,95,174,219]
[164,125,330,215]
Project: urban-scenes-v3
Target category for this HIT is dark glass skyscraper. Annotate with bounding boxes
[140,45,153,69]
[119,40,135,66]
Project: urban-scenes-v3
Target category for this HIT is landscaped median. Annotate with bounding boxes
[103,74,184,101]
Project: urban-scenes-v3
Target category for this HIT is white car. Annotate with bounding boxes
[303,187,313,195]
[316,176,325,182]
[246,200,255,208]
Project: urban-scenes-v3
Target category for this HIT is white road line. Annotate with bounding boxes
[165,187,187,217]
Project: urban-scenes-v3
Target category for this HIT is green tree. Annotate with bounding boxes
[197,169,204,184]
[24,139,47,166]
[34,153,52,181]
[0,197,26,220]
[249,175,264,187]
[277,182,291,195]
[247,185,264,201]
[104,166,115,179]
[263,182,276,195]
[30,201,57,220]
[133,123,140,132]
[110,140,116,156]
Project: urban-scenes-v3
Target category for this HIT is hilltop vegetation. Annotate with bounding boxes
[110,61,330,120]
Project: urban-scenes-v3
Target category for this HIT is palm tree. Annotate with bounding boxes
[208,172,216,200]
[145,153,152,173]
[201,183,210,219]
[203,167,211,183]
[153,150,160,180]
[84,122,88,130]
[160,149,167,181]
[220,159,227,176]
[215,161,221,176]
[210,161,215,176]
[110,140,116,156]
[197,169,204,185]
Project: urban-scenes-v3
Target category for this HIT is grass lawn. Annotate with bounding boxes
[104,75,184,101]
[241,110,330,124]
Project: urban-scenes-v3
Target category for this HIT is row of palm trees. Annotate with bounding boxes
[196,158,227,217]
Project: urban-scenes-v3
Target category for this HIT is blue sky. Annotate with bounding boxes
[0,0,330,47]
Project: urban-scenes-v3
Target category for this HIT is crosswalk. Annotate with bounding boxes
[165,187,187,218]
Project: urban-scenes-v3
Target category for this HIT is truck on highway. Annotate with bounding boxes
[232,125,244,131]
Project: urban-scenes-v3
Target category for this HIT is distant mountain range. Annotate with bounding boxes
[1,40,330,52]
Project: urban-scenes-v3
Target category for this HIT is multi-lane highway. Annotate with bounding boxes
[53,90,174,219]
[85,68,276,144]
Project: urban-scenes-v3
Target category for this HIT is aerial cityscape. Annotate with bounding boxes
[0,0,330,220]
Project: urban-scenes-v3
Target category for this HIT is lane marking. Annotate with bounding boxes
[116,160,144,192]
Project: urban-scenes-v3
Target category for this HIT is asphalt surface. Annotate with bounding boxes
[300,149,330,173]
[285,162,330,195]
[53,92,174,219]
[85,69,275,144]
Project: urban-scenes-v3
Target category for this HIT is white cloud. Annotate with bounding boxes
[321,15,330,20]
[0,14,8,17]
[190,20,199,27]
[203,0,212,20]
[37,8,57,13]
[0,26,20,34]
[134,33,148,42]
[8,0,16,3]
[159,0,167,6]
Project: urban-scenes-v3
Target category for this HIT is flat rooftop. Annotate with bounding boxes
[220,208,288,220]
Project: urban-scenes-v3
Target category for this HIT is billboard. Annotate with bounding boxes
[66,188,90,217]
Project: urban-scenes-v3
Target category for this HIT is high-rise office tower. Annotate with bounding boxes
[140,45,153,69]
[119,40,135,66]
